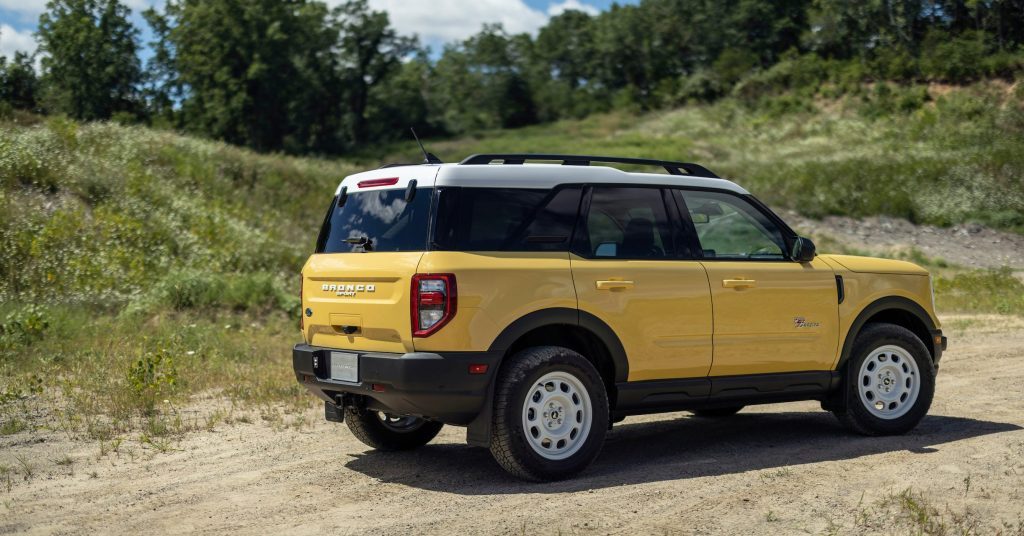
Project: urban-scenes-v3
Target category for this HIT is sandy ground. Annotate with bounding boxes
[2,316,1023,535]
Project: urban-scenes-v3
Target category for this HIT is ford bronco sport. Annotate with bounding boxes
[293,153,947,481]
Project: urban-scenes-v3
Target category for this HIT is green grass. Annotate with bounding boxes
[1,83,1023,443]
[0,117,344,439]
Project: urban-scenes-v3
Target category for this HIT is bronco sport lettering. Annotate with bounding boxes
[292,153,947,481]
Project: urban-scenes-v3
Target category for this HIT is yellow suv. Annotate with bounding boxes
[293,154,947,481]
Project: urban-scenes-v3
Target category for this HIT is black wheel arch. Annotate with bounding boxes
[486,307,628,383]
[837,296,939,371]
[466,307,627,447]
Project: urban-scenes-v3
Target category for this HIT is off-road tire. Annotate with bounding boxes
[832,323,935,436]
[489,346,609,481]
[692,406,744,418]
[344,407,443,450]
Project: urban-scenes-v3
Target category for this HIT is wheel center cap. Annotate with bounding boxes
[544,402,565,428]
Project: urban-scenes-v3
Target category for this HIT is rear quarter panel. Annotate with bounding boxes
[413,251,577,352]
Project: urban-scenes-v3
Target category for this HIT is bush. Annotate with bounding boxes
[126,347,178,416]
[920,31,992,82]
[0,305,50,351]
[934,268,1024,315]
[125,270,299,315]
[859,83,930,118]
[732,53,831,101]
[676,70,727,103]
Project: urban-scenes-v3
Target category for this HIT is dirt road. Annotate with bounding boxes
[3,316,1024,535]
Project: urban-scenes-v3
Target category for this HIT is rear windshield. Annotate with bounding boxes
[433,186,582,251]
[316,188,432,253]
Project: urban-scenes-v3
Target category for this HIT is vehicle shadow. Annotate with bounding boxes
[342,411,1021,494]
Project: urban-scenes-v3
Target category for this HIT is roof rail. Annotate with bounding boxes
[459,153,720,178]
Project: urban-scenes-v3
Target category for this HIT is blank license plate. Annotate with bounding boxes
[330,352,359,382]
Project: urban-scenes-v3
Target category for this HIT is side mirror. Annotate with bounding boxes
[791,236,816,263]
[690,213,710,224]
[693,202,724,217]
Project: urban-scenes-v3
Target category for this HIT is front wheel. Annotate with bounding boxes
[833,323,935,436]
[489,346,609,481]
[345,408,443,450]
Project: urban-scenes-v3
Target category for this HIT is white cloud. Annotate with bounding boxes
[0,23,36,59]
[362,0,548,45]
[0,0,48,16]
[547,0,598,16]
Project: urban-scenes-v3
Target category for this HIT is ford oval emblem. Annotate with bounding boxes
[305,308,313,317]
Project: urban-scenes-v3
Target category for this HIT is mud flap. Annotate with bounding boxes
[325,401,344,423]
[466,375,498,448]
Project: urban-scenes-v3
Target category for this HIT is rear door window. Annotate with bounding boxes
[433,186,582,251]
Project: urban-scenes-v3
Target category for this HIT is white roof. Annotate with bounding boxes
[335,162,748,195]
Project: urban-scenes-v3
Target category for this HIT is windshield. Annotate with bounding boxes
[316,188,432,253]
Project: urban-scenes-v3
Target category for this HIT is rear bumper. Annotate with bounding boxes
[292,344,499,425]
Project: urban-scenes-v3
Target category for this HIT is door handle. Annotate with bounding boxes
[596,280,635,291]
[723,279,757,289]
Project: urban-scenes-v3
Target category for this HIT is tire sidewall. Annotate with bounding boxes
[498,348,609,480]
[845,324,935,434]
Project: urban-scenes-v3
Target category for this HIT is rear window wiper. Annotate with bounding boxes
[343,236,374,251]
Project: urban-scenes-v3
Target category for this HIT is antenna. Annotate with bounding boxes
[410,128,442,164]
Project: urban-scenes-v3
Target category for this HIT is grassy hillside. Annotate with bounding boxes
[1,84,1023,441]
[1,117,356,437]
[373,81,1024,233]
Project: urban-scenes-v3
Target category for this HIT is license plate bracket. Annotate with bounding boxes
[330,352,359,383]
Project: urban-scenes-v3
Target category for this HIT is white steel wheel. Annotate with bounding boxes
[857,344,921,420]
[521,371,593,461]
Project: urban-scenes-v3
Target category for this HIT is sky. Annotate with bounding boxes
[0,0,634,62]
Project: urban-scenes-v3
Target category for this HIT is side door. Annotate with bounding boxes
[570,185,713,382]
[676,189,839,376]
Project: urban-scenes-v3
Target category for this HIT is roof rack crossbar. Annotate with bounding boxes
[459,153,719,178]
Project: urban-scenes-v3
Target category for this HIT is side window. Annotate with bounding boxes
[580,187,673,259]
[679,191,787,260]
[433,186,582,251]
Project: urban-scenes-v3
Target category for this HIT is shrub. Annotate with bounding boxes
[732,53,831,101]
[0,305,50,350]
[920,31,991,82]
[934,268,1024,315]
[126,347,178,416]
[677,70,727,103]
[125,270,298,315]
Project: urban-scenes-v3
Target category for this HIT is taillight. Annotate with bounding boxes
[411,274,456,337]
[299,273,304,331]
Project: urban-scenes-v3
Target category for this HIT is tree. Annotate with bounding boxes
[0,51,39,111]
[36,0,142,120]
[431,25,537,133]
[150,0,340,152]
[331,0,418,145]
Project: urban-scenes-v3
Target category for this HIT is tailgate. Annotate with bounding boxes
[303,252,422,353]
[301,165,439,354]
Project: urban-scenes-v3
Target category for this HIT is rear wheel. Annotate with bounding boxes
[489,346,609,481]
[833,323,935,436]
[691,406,744,418]
[345,408,443,450]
